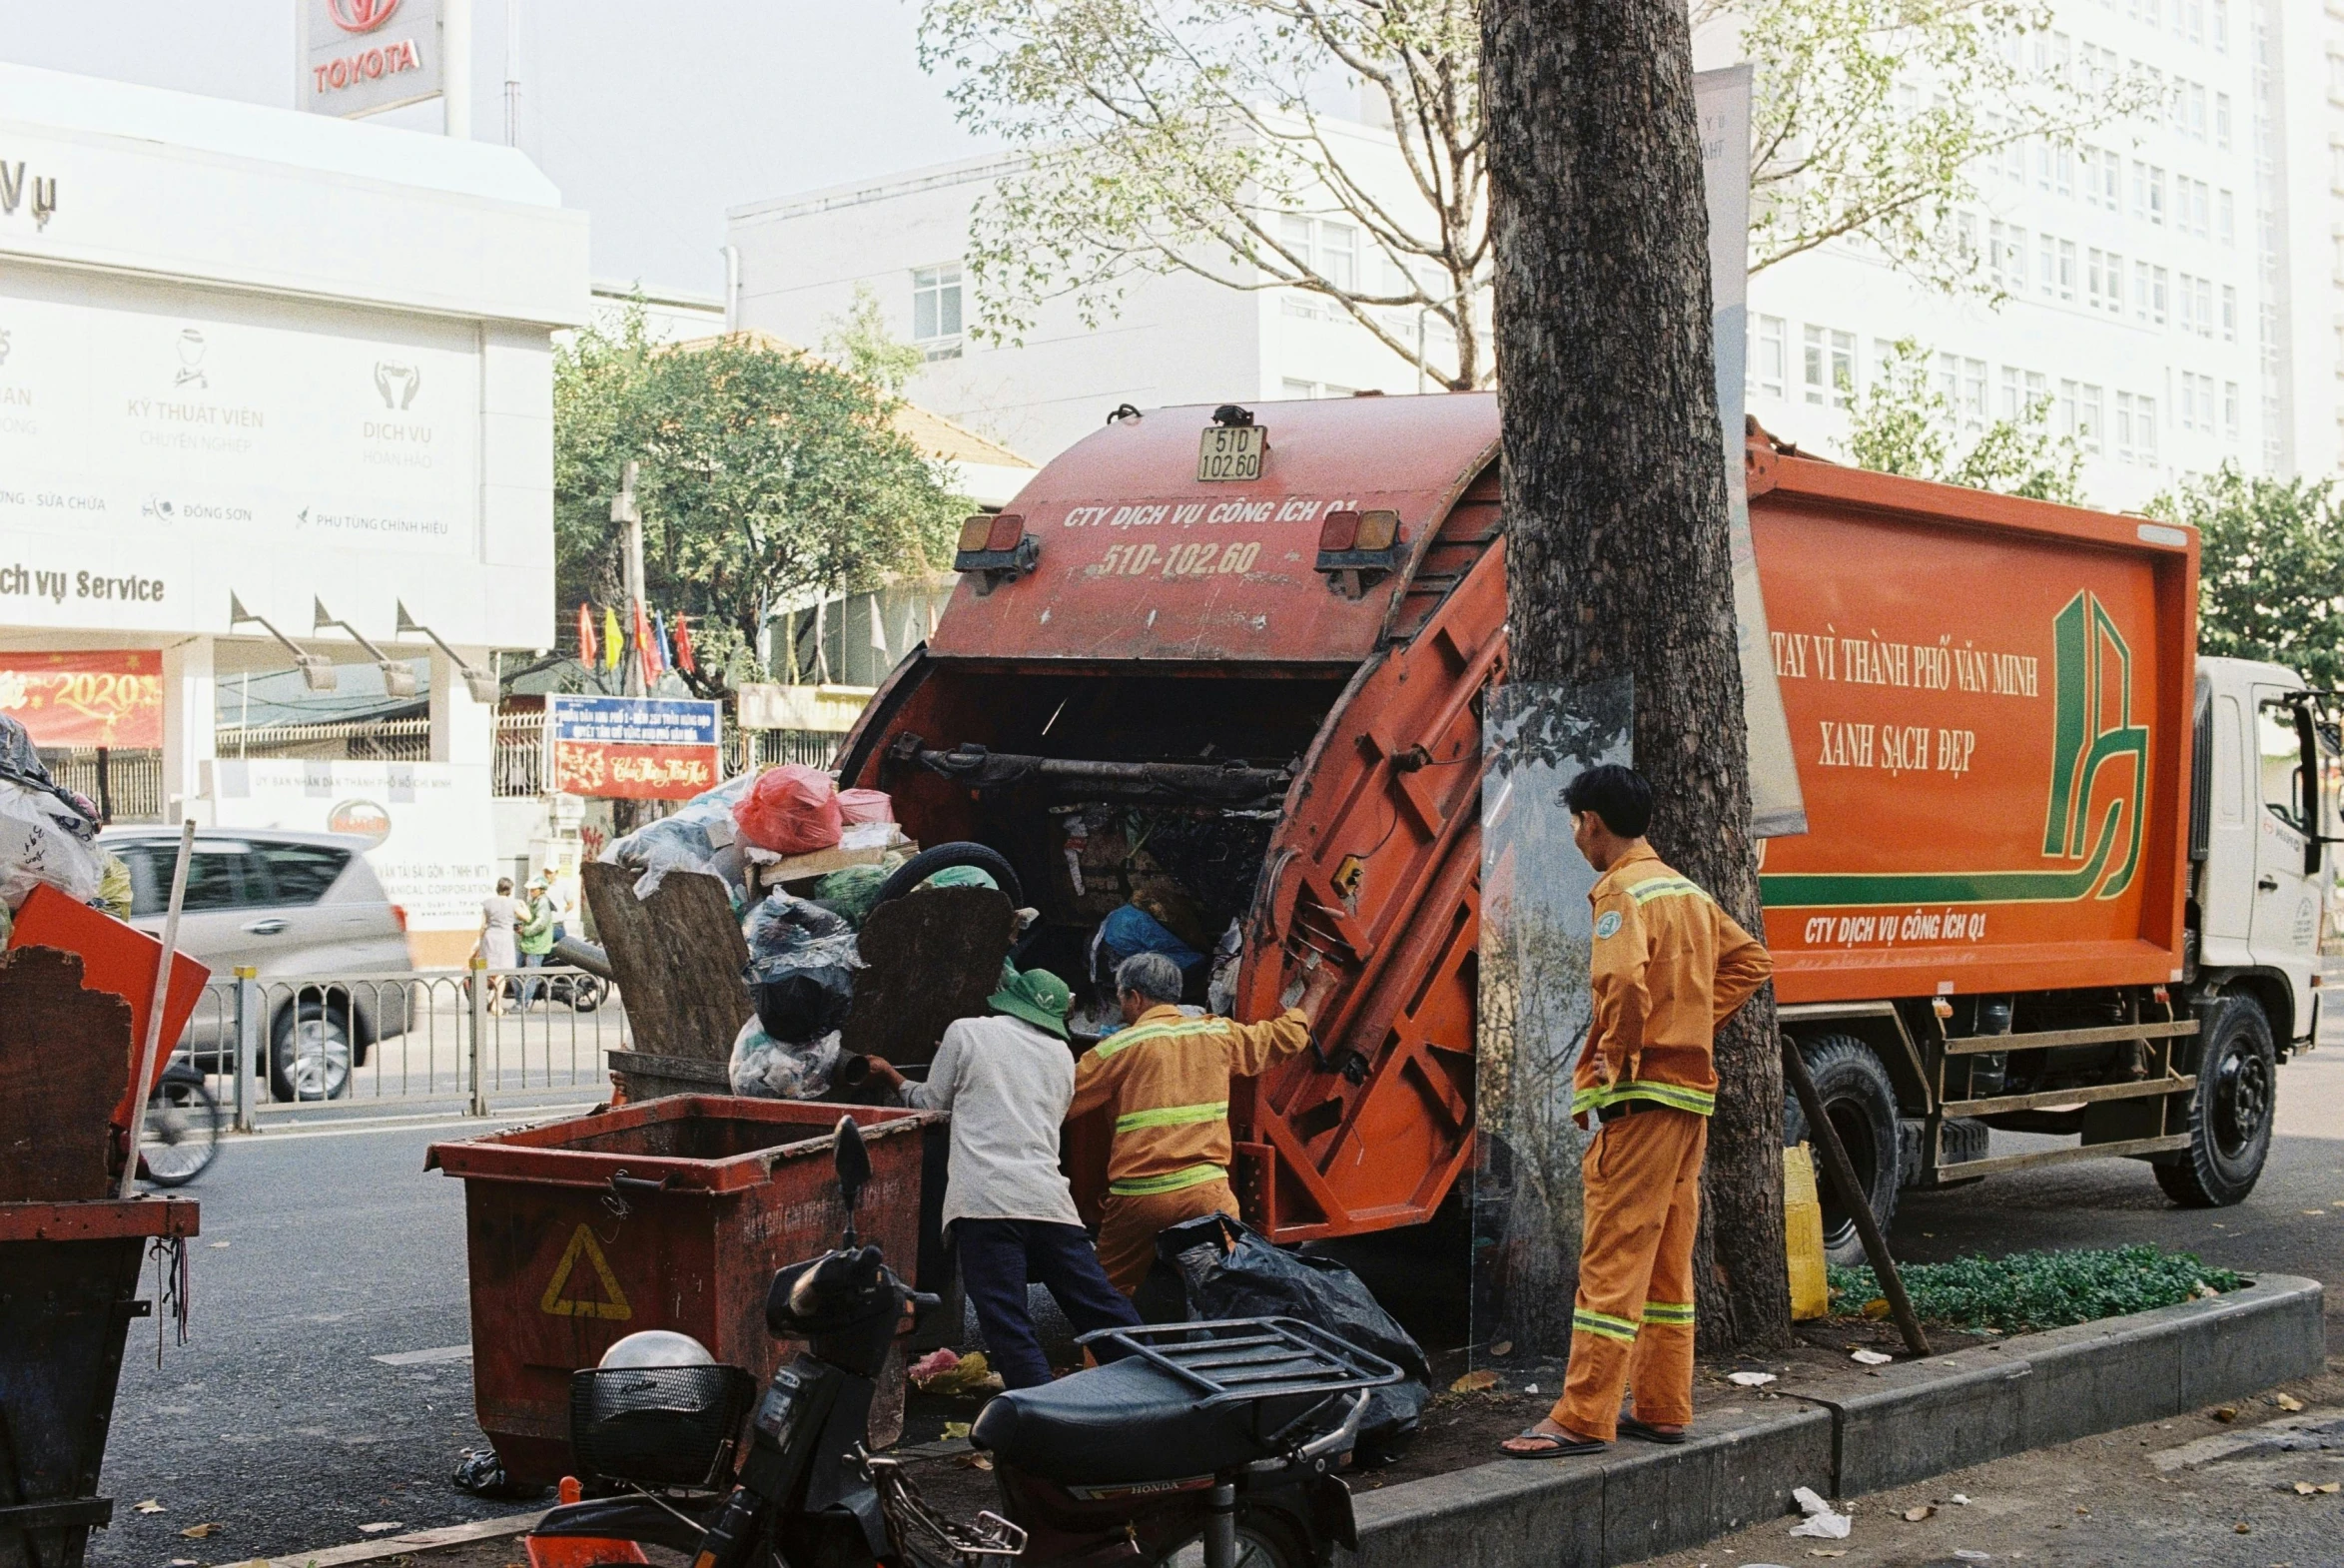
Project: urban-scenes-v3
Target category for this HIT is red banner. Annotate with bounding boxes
[0,651,164,747]
[552,739,720,801]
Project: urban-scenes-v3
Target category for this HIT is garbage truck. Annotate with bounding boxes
[835,393,2329,1260]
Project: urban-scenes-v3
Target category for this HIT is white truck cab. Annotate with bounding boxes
[2193,656,2332,1053]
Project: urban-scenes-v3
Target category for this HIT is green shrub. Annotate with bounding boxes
[1826,1245,2246,1333]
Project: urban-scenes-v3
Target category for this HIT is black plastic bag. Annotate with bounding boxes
[1150,1213,1430,1467]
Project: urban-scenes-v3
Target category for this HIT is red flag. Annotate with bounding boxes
[673,613,697,675]
[632,599,657,686]
[576,602,597,667]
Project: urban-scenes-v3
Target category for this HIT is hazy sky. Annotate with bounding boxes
[0,0,995,296]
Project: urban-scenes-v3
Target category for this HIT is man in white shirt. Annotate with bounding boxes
[864,967,1139,1389]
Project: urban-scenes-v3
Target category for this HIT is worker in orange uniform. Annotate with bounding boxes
[1502,763,1773,1458]
[1072,949,1345,1294]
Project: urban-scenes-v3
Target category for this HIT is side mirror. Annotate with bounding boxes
[2296,702,2325,877]
[833,1115,871,1215]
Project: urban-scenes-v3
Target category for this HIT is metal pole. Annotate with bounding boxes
[467,956,491,1117]
[120,819,195,1198]
[441,0,473,140]
[502,0,521,146]
[1781,1037,1931,1356]
[233,966,261,1135]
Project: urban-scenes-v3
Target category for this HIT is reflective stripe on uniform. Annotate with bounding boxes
[1108,1163,1228,1196]
[1572,1308,1640,1344]
[1092,1018,1226,1061]
[1641,1301,1695,1326]
[1115,1100,1228,1135]
[1569,1080,1719,1118]
[1627,876,1708,905]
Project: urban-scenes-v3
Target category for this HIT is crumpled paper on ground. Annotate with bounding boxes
[1790,1485,1853,1539]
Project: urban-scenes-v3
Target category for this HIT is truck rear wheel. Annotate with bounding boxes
[1782,1035,1901,1268]
[2154,996,2275,1208]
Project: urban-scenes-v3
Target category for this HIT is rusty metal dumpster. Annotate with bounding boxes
[426,1097,931,1486]
[0,1195,200,1568]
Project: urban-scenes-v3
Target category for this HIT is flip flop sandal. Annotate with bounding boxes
[1616,1415,1688,1446]
[1502,1426,1609,1459]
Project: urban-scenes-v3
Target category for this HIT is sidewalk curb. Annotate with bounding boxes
[1344,1273,2325,1567]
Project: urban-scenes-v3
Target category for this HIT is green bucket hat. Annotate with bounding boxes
[989,966,1072,1039]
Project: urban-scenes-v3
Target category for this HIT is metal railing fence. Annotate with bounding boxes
[183,963,630,1127]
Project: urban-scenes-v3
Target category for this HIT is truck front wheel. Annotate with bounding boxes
[2154,996,2276,1208]
[1782,1035,1902,1267]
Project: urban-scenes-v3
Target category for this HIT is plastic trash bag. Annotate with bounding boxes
[729,1015,845,1101]
[1206,919,1243,1017]
[732,763,842,856]
[0,777,103,911]
[742,890,859,983]
[600,771,759,900]
[807,858,904,929]
[1151,1213,1431,1467]
[450,1446,546,1501]
[1092,902,1205,980]
[838,787,895,825]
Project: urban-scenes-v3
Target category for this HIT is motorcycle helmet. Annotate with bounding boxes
[596,1329,715,1369]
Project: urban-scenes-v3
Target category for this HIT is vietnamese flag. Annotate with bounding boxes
[673,612,697,675]
[576,602,597,667]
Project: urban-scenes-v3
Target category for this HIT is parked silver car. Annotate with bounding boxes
[103,827,412,1101]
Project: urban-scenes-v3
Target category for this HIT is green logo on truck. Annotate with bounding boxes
[1761,590,2145,909]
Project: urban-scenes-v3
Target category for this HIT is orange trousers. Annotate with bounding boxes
[1551,1105,1707,1441]
[1095,1178,1239,1295]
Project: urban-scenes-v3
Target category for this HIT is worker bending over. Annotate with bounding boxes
[864,968,1140,1389]
[1072,950,1342,1294]
[1503,764,1773,1458]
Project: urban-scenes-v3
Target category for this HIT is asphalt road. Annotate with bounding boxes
[90,1114,549,1568]
[86,1023,2344,1566]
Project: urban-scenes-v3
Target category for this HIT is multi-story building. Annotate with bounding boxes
[727,2,2344,511]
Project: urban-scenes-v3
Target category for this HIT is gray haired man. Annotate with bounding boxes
[1069,948,1341,1293]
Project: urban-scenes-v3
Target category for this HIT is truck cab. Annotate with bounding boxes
[2190,655,2330,1054]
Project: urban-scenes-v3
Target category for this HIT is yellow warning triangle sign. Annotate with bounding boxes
[539,1223,633,1320]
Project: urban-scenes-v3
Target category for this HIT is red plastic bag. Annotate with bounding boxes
[838,789,895,826]
[732,765,843,855]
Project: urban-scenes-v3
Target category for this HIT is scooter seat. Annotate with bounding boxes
[970,1358,1321,1487]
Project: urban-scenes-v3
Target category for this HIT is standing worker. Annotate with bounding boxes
[515,877,556,1010]
[1072,950,1344,1295]
[863,968,1141,1390]
[1502,763,1773,1458]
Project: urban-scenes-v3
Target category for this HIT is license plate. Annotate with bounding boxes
[1197,424,1265,482]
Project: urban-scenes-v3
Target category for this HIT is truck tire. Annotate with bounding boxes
[1781,1035,1901,1268]
[2154,996,2275,1208]
[871,842,1024,909]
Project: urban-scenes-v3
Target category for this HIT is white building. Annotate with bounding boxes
[726,2,2344,511]
[726,124,1442,463]
[0,62,588,961]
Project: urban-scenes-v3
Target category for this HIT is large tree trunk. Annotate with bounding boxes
[1482,0,1790,1351]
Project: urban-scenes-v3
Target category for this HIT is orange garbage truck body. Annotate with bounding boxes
[841,395,2325,1250]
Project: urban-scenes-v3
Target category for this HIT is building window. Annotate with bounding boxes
[2194,276,2214,338]
[2187,83,2207,141]
[2134,260,2152,323]
[2224,380,2240,439]
[2081,385,2103,452]
[2188,179,2211,239]
[2148,166,2166,226]
[1803,325,1855,407]
[2177,273,2197,335]
[2058,240,2077,302]
[2151,266,2169,326]
[2216,92,2232,151]
[1754,315,1788,398]
[1278,379,1355,399]
[2218,189,2234,246]
[2001,365,2022,421]
[1989,221,2026,290]
[2138,395,2157,460]
[2212,0,2227,52]
[911,264,963,360]
[2058,379,2080,438]
[2116,392,2136,461]
[1963,358,1987,426]
[2221,284,2237,341]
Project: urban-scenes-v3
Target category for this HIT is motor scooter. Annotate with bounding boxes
[525,1116,1399,1568]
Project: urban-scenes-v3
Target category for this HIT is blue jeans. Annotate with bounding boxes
[955,1218,1141,1390]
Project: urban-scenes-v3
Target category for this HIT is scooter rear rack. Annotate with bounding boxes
[1076,1316,1402,1407]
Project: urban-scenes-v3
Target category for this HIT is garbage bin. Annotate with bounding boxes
[0,1195,200,1568]
[426,1096,932,1486]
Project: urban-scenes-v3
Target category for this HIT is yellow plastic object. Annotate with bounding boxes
[1784,1142,1830,1321]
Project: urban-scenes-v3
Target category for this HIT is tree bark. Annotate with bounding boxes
[1482,0,1790,1351]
